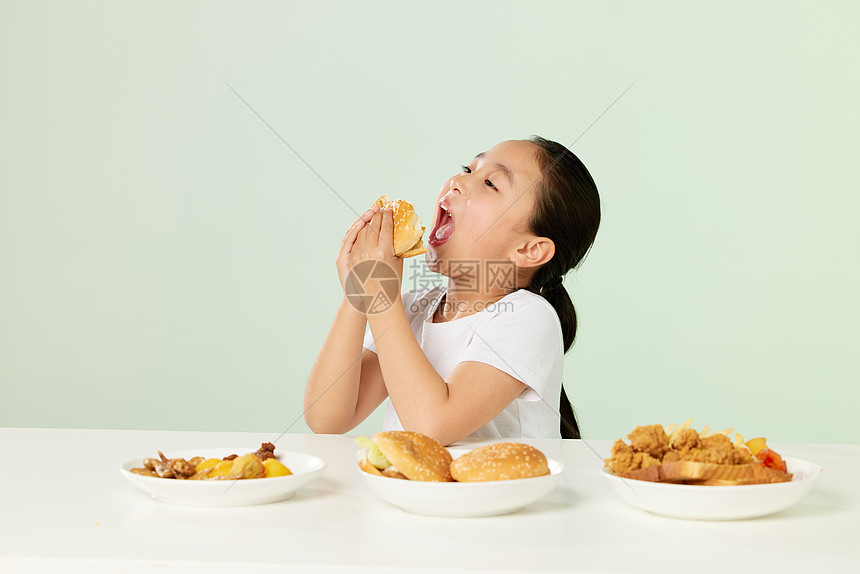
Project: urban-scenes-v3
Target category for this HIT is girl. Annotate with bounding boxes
[304,137,600,445]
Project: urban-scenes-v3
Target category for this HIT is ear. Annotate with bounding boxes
[512,236,555,270]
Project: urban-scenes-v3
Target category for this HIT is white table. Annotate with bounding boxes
[0,428,856,573]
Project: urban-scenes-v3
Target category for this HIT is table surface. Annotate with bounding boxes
[0,428,857,573]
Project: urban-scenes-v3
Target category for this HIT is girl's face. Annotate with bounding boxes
[426,139,544,275]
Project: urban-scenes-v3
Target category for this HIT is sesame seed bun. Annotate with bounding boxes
[450,442,551,482]
[371,431,453,482]
[373,196,427,258]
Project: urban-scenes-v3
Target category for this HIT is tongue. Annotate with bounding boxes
[434,222,454,242]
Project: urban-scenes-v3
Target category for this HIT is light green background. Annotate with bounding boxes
[1,1,857,443]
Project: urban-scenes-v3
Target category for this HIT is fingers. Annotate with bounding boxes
[362,208,394,255]
[366,208,385,248]
[344,206,395,269]
[340,206,380,253]
[379,208,394,254]
[363,204,381,222]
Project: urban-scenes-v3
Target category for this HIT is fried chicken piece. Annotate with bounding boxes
[610,438,631,458]
[683,434,735,464]
[627,424,670,459]
[701,434,732,450]
[662,450,681,463]
[605,439,639,474]
[731,448,756,465]
[670,428,701,452]
[635,452,662,469]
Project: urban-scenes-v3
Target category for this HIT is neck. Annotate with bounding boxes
[434,277,515,322]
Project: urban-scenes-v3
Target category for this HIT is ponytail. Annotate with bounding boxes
[525,136,601,440]
[528,279,581,439]
[539,281,576,353]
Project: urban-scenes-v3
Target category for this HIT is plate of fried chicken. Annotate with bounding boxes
[602,423,822,520]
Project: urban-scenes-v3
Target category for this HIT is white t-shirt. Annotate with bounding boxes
[362,286,564,439]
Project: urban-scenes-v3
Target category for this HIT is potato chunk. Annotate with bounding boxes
[263,458,292,477]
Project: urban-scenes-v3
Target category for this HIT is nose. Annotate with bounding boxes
[448,173,467,197]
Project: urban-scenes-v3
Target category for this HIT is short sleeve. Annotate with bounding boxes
[458,295,563,402]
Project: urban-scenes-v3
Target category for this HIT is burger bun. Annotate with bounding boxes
[372,431,453,482]
[373,196,427,258]
[450,442,550,482]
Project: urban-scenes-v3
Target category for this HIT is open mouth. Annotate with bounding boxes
[428,201,454,247]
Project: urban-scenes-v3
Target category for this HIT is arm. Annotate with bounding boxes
[303,299,389,433]
[369,305,527,445]
[354,211,528,445]
[303,207,389,433]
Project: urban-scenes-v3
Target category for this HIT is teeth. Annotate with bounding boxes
[439,201,453,220]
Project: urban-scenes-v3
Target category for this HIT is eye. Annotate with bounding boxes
[485,179,497,190]
[461,165,472,174]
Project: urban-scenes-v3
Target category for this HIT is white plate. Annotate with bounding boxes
[601,456,822,520]
[120,447,327,507]
[359,448,564,517]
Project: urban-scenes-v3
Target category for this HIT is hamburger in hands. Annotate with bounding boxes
[373,196,427,258]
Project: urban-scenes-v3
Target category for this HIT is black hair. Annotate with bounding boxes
[525,136,601,439]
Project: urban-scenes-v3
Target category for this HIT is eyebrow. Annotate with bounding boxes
[474,152,516,188]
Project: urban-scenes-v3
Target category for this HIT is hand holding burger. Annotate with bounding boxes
[338,197,426,301]
[347,196,425,263]
[372,196,427,258]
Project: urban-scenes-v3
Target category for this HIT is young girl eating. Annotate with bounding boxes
[304,137,601,444]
